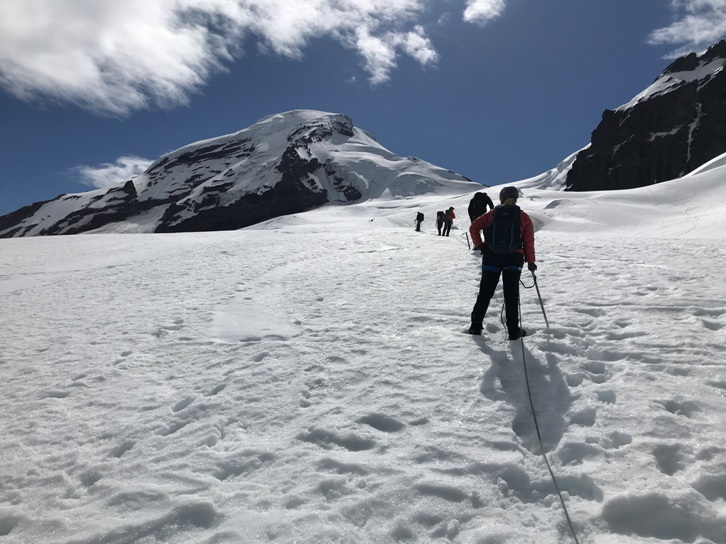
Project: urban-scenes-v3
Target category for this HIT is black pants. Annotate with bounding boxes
[471,251,524,333]
[415,220,422,232]
[436,222,443,235]
[442,221,452,236]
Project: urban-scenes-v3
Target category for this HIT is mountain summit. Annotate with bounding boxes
[565,40,726,191]
[0,110,477,237]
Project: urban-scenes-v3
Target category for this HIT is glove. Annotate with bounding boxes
[528,262,537,272]
[474,245,486,255]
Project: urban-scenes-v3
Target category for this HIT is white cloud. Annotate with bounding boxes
[0,0,448,115]
[73,156,153,188]
[354,30,401,86]
[463,0,506,26]
[648,0,726,56]
[399,26,440,65]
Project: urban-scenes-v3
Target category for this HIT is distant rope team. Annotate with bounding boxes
[412,188,575,540]
[414,187,537,341]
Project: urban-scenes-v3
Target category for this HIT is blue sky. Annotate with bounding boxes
[1,0,725,216]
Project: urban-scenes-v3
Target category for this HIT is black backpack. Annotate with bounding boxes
[416,212,424,222]
[468,196,488,221]
[485,205,522,254]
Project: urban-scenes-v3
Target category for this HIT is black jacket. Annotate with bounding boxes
[468,192,495,221]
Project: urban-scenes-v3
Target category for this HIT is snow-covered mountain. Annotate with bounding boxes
[565,40,726,191]
[0,110,479,237]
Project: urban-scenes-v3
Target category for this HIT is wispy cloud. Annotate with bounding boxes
[463,0,506,26]
[648,0,726,56]
[73,156,153,188]
[0,0,453,115]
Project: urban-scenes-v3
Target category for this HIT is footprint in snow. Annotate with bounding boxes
[296,428,377,451]
[152,319,185,337]
[172,396,195,412]
[570,407,597,427]
[358,413,405,433]
[701,319,723,331]
[157,419,190,437]
[42,389,69,399]
[574,307,607,318]
[600,431,632,450]
[252,351,269,362]
[110,439,135,458]
[206,383,227,397]
[652,443,686,476]
[596,390,617,404]
[659,399,700,419]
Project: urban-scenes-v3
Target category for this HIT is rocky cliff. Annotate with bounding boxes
[565,40,726,191]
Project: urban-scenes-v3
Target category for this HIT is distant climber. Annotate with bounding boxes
[442,207,455,237]
[436,211,445,235]
[415,211,424,232]
[468,192,495,221]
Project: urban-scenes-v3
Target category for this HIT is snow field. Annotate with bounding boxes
[0,222,726,544]
[1,179,726,542]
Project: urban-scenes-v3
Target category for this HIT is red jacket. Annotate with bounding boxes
[469,207,536,263]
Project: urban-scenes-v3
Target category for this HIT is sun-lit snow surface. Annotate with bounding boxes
[1,158,725,543]
[509,148,582,191]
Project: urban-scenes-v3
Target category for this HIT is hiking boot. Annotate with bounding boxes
[508,328,527,341]
[467,325,482,335]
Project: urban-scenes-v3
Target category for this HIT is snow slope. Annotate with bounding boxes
[0,158,725,543]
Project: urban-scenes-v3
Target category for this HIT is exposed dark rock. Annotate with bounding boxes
[156,132,332,233]
[325,161,362,202]
[156,176,328,233]
[0,199,51,238]
[566,40,726,191]
[277,148,323,192]
[148,139,253,173]
[288,115,354,143]
[39,180,139,235]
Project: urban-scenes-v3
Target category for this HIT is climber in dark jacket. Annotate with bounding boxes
[415,211,424,232]
[467,186,536,340]
[435,211,445,235]
[468,192,495,221]
[442,207,455,236]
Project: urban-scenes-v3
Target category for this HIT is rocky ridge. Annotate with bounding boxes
[565,40,726,191]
